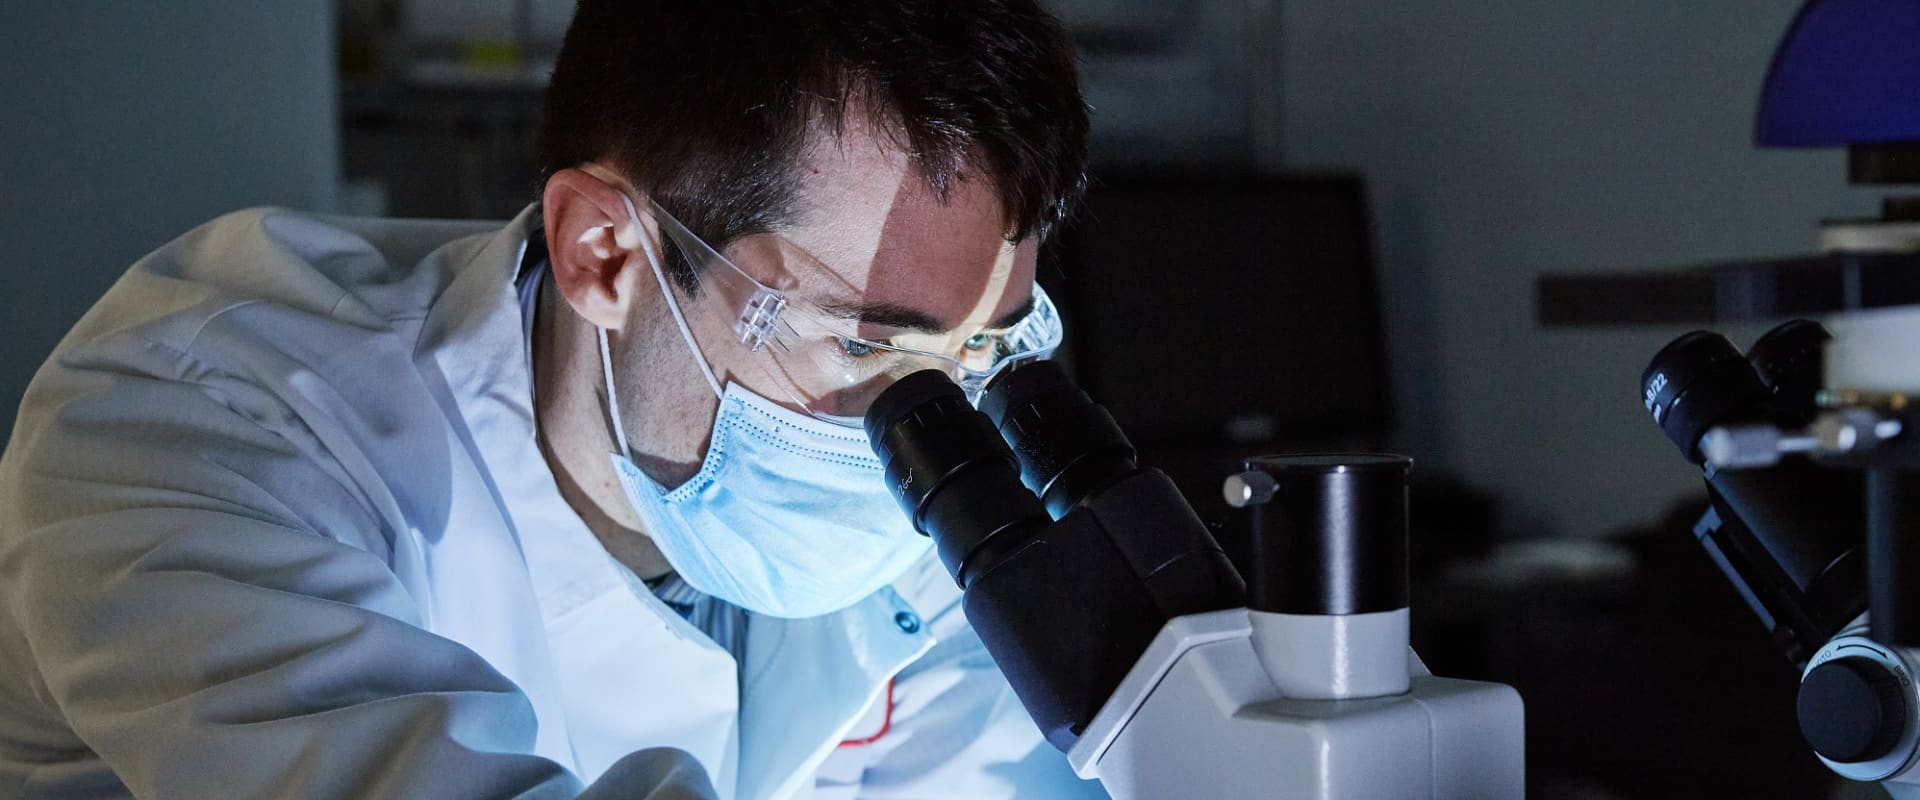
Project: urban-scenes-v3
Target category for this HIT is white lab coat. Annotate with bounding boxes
[0,207,1106,799]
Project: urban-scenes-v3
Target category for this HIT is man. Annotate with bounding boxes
[0,2,1094,797]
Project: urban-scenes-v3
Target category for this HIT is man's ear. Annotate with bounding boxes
[542,166,659,331]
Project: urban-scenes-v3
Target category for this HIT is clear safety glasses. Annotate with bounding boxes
[629,197,1063,426]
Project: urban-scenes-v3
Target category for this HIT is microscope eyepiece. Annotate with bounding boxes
[980,360,1139,518]
[1746,319,1832,427]
[865,369,1050,586]
[863,368,971,445]
[1642,330,1771,463]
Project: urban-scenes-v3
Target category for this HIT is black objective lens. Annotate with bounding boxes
[865,370,1050,587]
[979,361,1138,518]
[1245,454,1411,616]
[1641,331,1771,464]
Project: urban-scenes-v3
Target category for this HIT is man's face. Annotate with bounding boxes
[671,125,1038,419]
[583,120,1038,489]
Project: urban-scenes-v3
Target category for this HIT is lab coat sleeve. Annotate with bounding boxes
[820,598,1109,798]
[0,347,710,799]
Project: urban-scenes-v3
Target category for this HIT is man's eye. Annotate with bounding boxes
[838,336,878,357]
[963,333,995,352]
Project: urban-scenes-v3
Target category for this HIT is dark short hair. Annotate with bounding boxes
[537,0,1089,288]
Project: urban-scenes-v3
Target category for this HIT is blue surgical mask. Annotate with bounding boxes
[597,330,931,619]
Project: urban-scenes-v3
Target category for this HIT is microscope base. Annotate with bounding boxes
[1069,609,1524,799]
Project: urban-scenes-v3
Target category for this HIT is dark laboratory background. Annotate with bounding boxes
[0,3,1890,798]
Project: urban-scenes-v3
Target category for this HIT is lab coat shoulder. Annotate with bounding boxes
[0,208,598,798]
[49,207,490,352]
[7,207,496,559]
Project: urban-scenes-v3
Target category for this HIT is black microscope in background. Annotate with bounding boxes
[1538,2,1920,791]
[1640,317,1920,793]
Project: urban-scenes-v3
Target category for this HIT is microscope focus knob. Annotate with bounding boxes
[1797,657,1909,763]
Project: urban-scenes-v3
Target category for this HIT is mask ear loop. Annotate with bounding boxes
[596,327,635,460]
[620,193,725,399]
[597,193,728,459]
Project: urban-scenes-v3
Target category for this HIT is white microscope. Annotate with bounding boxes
[862,363,1524,799]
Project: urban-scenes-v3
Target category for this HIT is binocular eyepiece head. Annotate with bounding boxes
[1641,320,1832,463]
[863,360,1147,585]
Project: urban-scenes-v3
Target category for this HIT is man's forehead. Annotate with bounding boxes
[812,244,1035,336]
[793,233,1035,332]
[777,123,1033,331]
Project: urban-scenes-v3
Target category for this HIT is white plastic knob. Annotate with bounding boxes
[1222,470,1279,508]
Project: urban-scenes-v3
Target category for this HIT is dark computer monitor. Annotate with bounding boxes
[1047,173,1393,448]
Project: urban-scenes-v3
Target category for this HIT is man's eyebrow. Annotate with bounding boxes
[819,293,1036,335]
[987,295,1036,330]
[818,300,949,334]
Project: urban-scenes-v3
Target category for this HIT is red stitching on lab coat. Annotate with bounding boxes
[837,679,895,747]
